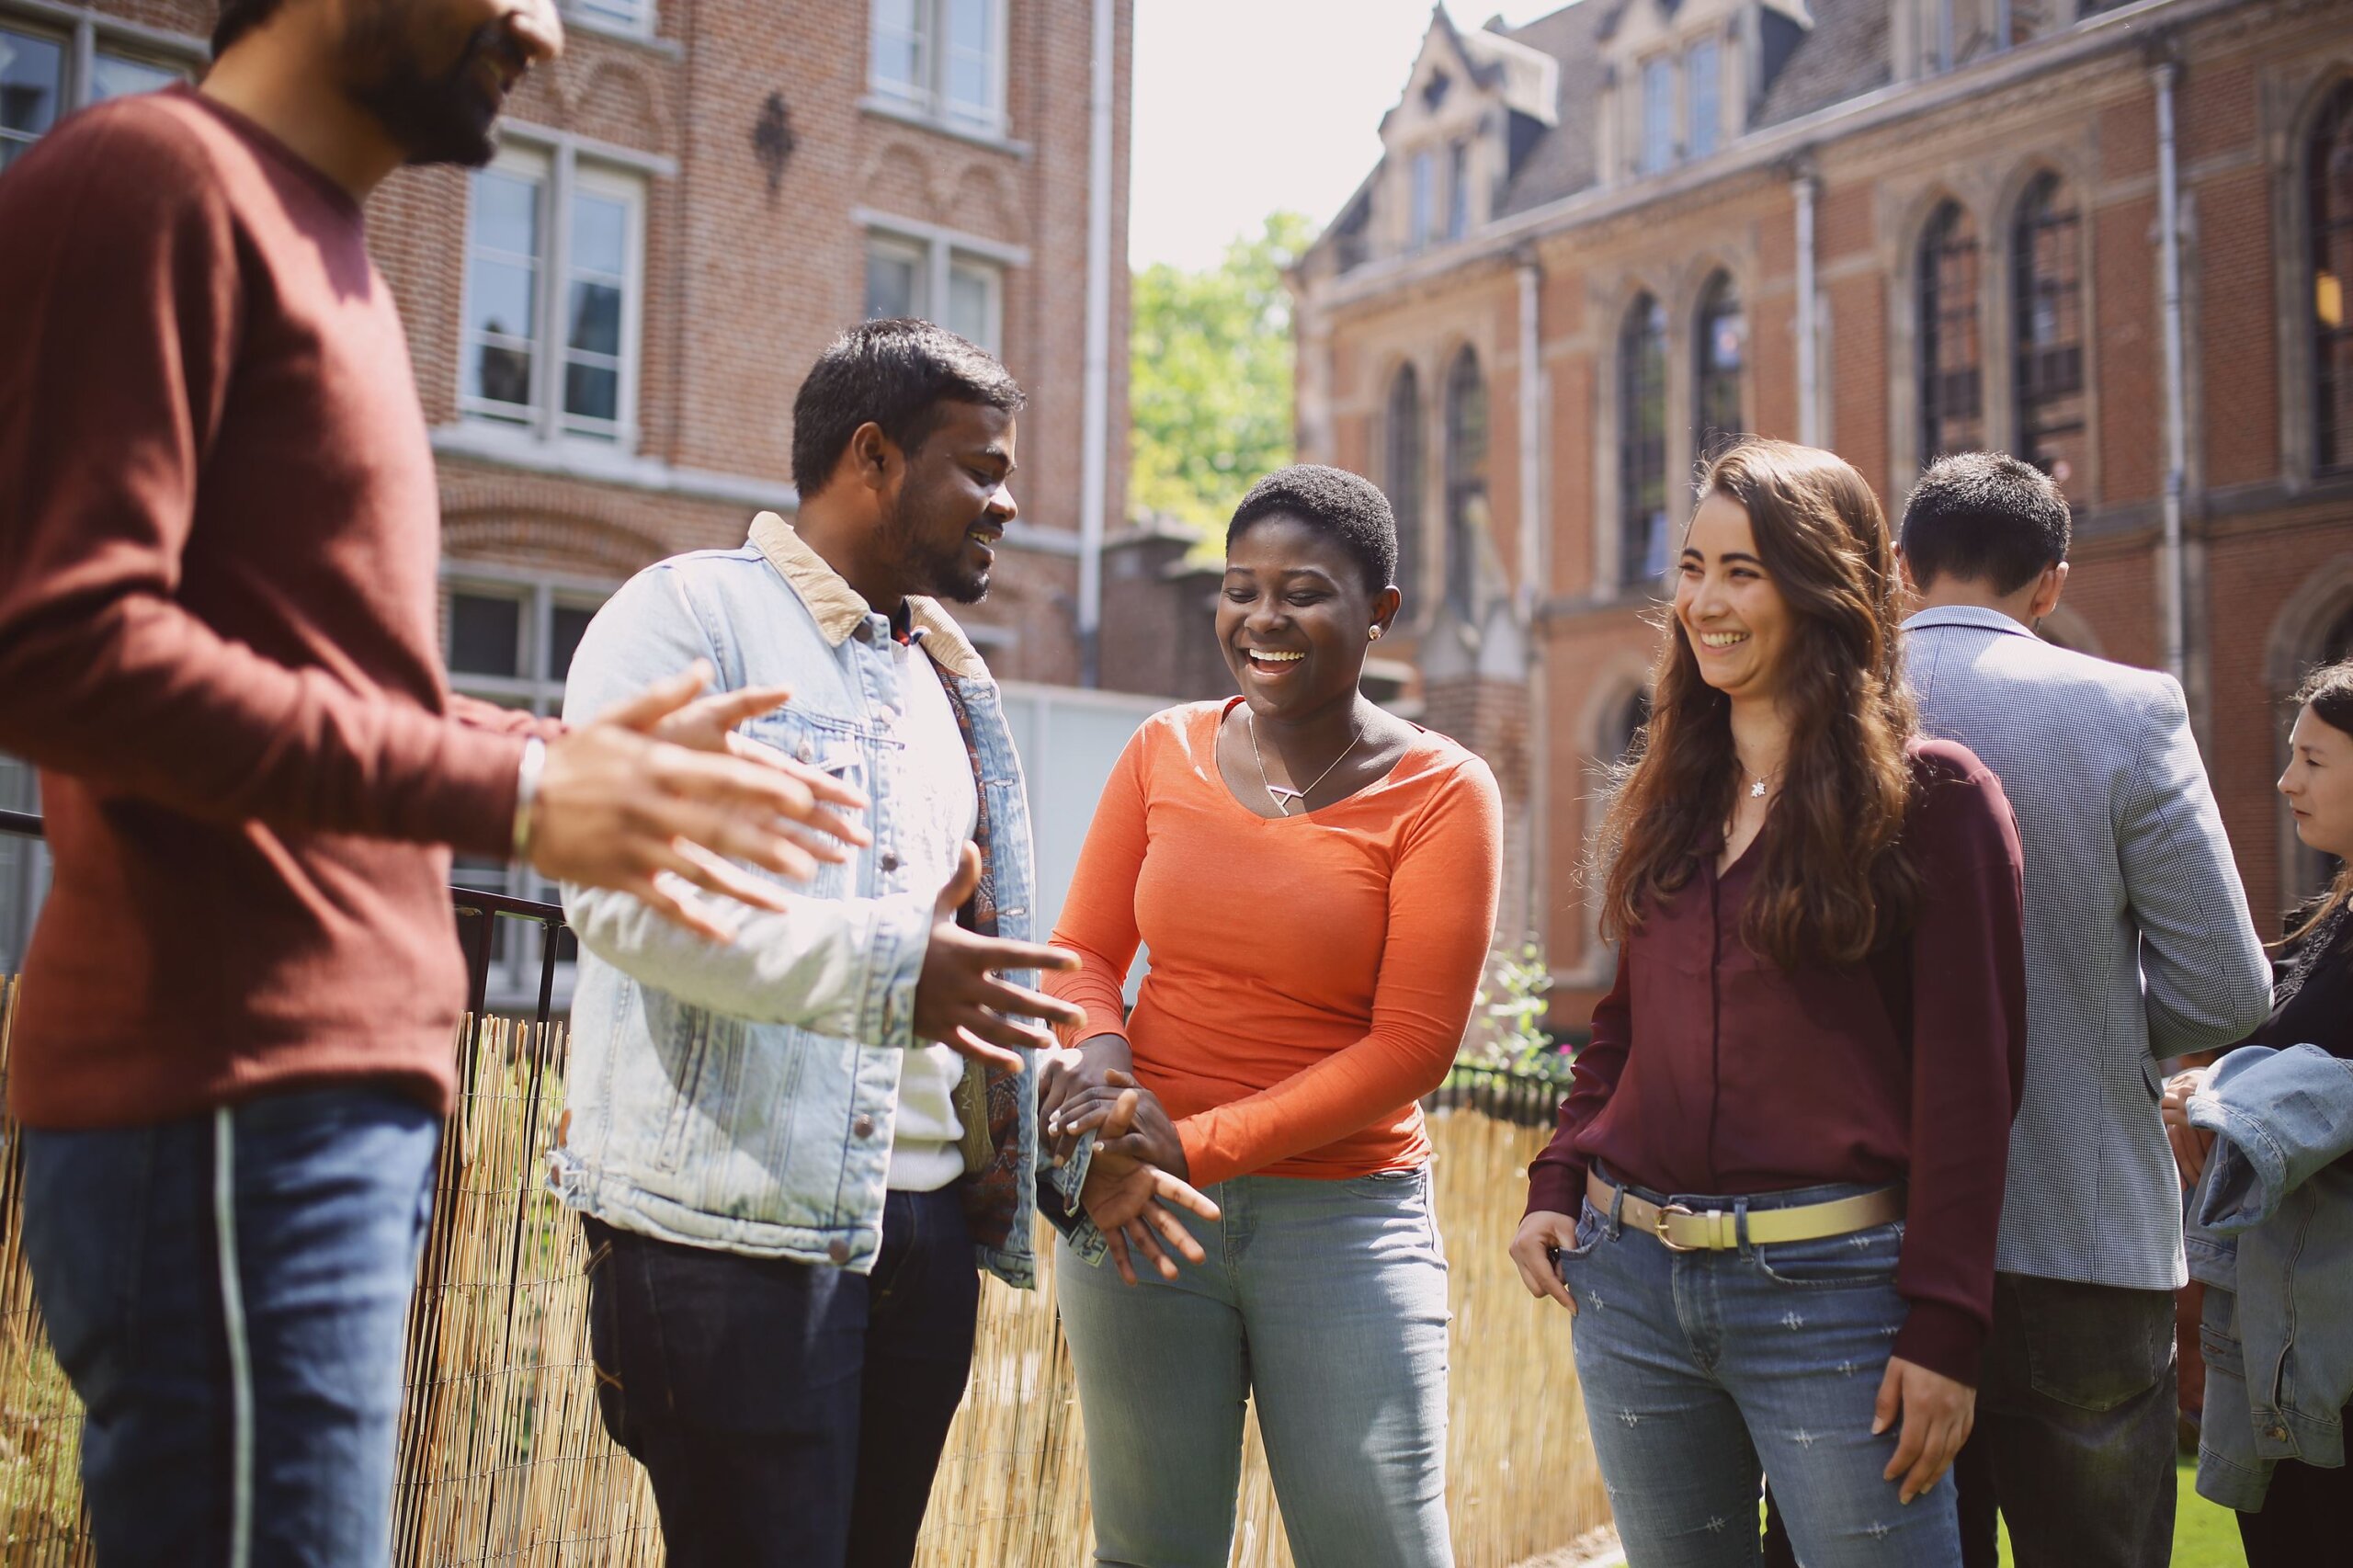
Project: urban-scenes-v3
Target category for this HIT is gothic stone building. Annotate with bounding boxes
[1290,0,2353,1017]
[0,0,1150,968]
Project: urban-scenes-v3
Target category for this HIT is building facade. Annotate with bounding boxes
[0,0,1152,990]
[1291,0,2353,1017]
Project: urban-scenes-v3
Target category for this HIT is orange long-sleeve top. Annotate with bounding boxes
[1047,699,1504,1187]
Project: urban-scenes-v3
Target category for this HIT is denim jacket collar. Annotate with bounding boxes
[747,511,989,680]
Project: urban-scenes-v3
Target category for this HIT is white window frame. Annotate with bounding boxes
[859,217,1018,356]
[459,142,647,451]
[0,3,199,163]
[867,0,1009,137]
[559,0,655,42]
[441,567,618,1010]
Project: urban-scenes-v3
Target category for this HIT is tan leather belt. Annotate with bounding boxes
[1586,1170,1903,1253]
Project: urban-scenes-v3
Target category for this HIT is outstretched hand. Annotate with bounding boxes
[914,844,1084,1072]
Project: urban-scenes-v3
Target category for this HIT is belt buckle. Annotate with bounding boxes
[1654,1202,1699,1253]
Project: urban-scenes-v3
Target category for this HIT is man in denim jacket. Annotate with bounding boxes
[2178,1044,2353,1515]
[550,321,1212,1567]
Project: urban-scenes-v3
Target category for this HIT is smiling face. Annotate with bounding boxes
[338,0,563,167]
[2279,703,2353,861]
[1217,513,1397,718]
[876,400,1017,604]
[1674,492,1796,710]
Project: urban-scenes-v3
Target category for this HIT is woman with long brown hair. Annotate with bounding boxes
[1508,439,2027,1567]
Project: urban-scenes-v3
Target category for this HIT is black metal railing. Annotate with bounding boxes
[1423,1063,1567,1129]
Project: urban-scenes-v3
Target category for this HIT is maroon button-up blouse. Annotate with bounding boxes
[1528,737,2028,1385]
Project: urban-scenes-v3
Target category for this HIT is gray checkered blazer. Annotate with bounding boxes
[1906,606,2272,1291]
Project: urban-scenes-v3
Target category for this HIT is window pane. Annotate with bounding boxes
[1641,56,1676,175]
[1385,366,1424,608]
[468,258,537,344]
[0,26,65,169]
[90,52,182,103]
[1447,142,1470,241]
[469,342,534,412]
[867,244,921,319]
[571,191,628,278]
[472,170,540,260]
[1410,152,1435,249]
[549,604,597,684]
[1620,295,1669,585]
[568,278,622,357]
[870,0,925,98]
[944,0,997,120]
[569,0,650,31]
[449,594,523,677]
[947,261,995,348]
[2312,83,2353,472]
[1688,40,1720,160]
[563,361,620,426]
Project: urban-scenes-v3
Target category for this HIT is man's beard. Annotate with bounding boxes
[344,15,511,168]
[883,499,992,605]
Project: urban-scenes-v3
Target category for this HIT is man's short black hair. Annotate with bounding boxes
[212,0,282,56]
[1900,451,2072,596]
[1225,464,1398,596]
[790,319,1024,499]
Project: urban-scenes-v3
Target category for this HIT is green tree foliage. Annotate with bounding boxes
[1129,210,1315,532]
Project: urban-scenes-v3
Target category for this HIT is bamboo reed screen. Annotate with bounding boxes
[0,978,1608,1566]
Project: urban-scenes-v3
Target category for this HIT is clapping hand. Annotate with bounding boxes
[1074,1075,1220,1287]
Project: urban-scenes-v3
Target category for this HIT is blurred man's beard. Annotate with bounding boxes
[881,495,991,606]
[344,17,508,168]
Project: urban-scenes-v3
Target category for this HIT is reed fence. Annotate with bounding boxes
[0,982,1607,1566]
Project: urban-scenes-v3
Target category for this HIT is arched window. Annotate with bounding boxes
[2311,82,2353,474]
[1384,365,1425,608]
[2012,171,2086,485]
[1443,347,1488,619]
[1918,200,1984,461]
[1603,687,1653,765]
[1693,272,1745,461]
[1620,294,1669,586]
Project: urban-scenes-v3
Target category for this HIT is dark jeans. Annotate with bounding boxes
[1764,1273,2177,1568]
[2234,1405,2353,1568]
[583,1184,980,1568]
[18,1085,441,1568]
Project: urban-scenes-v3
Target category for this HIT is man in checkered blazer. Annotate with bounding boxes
[1899,452,2272,1567]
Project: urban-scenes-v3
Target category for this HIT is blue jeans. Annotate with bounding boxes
[1559,1175,1961,1568]
[581,1184,980,1568]
[19,1085,441,1568]
[1055,1168,1453,1568]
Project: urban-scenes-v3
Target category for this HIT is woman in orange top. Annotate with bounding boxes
[1042,464,1502,1567]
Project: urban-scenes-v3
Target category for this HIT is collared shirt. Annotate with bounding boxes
[1527,739,2028,1386]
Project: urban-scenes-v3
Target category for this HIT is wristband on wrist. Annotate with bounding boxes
[512,736,546,863]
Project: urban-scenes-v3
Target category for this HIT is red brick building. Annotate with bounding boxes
[1290,0,2353,1015]
[0,0,1153,981]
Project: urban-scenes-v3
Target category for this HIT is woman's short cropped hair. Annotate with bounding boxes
[1225,465,1398,596]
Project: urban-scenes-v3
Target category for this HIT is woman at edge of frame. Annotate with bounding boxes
[1509,437,2028,1568]
[1040,463,1503,1567]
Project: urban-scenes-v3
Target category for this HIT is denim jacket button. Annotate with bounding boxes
[854,1114,876,1138]
[794,739,815,764]
[2268,1425,2290,1442]
[827,1239,852,1265]
[880,850,901,874]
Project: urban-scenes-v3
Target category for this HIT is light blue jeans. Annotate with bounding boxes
[1559,1173,1961,1568]
[1056,1168,1453,1567]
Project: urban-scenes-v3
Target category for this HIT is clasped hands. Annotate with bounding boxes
[2160,1062,2218,1185]
[1040,1038,1221,1288]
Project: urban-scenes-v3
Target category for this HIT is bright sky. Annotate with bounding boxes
[1129,0,1578,271]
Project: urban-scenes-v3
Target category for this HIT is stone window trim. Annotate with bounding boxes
[0,0,199,167]
[866,0,1011,143]
[2274,66,2353,490]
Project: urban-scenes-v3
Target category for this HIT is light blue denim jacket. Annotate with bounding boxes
[2185,1043,2353,1510]
[548,513,1091,1289]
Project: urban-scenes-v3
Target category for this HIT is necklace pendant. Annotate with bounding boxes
[1266,784,1306,812]
[1749,778,1768,799]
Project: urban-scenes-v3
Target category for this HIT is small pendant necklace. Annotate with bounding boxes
[1247,710,1359,815]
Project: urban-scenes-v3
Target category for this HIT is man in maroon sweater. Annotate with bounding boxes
[0,1,866,1560]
